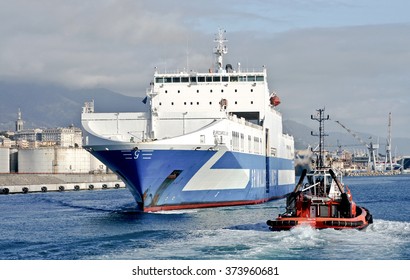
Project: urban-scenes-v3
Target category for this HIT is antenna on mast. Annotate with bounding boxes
[214,29,228,73]
[311,108,330,168]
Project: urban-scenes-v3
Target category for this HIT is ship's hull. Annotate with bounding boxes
[267,206,373,231]
[88,145,295,212]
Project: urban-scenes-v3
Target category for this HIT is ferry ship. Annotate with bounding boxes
[81,30,295,212]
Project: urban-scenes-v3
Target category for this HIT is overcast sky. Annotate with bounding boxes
[1,0,410,139]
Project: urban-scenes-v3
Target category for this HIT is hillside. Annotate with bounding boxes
[0,81,145,131]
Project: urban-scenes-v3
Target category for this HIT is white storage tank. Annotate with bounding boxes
[18,148,55,173]
[90,153,106,173]
[54,148,91,173]
[0,147,10,173]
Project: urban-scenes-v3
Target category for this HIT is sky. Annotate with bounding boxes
[1,0,410,139]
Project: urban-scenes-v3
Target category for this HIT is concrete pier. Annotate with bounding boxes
[0,173,125,194]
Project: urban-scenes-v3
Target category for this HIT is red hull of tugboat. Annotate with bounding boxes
[267,206,373,231]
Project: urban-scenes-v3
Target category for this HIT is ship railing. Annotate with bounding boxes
[154,67,266,76]
[227,114,262,130]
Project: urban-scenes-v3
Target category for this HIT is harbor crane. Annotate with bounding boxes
[385,112,393,171]
[334,120,379,171]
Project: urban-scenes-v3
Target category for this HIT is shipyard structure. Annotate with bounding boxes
[0,110,124,194]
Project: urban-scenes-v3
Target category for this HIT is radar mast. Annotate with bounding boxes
[214,29,228,73]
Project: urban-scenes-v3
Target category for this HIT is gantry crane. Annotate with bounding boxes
[335,120,379,171]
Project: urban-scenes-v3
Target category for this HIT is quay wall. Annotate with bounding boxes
[0,173,125,194]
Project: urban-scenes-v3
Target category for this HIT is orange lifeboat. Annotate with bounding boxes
[270,95,281,107]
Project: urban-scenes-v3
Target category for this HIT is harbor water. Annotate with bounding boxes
[0,175,409,260]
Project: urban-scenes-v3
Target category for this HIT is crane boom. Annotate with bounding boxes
[334,120,378,171]
[334,121,369,148]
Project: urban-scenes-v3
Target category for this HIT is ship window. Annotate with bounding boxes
[173,77,180,83]
[247,76,256,82]
[235,89,237,93]
[184,102,187,105]
[222,76,229,82]
[190,102,193,105]
[213,76,220,82]
[198,76,205,82]
[256,76,264,81]
[165,90,168,93]
[221,89,224,93]
[181,77,189,83]
[230,76,238,82]
[210,89,213,93]
[235,101,237,104]
[178,90,180,93]
[209,102,212,105]
[197,102,199,105]
[197,90,199,93]
[156,77,164,83]
[206,76,212,82]
[159,102,162,105]
[190,76,197,83]
[171,102,174,105]
[251,101,253,104]
[251,89,253,92]
[164,77,172,83]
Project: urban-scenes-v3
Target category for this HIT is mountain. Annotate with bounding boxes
[0,81,145,131]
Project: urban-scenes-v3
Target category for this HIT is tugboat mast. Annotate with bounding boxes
[311,108,330,168]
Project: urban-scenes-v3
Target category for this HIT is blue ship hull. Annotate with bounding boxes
[89,148,294,212]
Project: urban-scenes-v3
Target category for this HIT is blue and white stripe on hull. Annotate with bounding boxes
[88,146,295,212]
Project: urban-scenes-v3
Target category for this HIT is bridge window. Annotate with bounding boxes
[247,76,256,82]
[256,76,264,81]
[206,76,212,82]
[230,76,238,82]
[164,77,172,83]
[156,77,164,83]
[181,77,189,83]
[213,76,220,82]
[190,77,197,83]
[222,76,229,82]
[198,76,205,82]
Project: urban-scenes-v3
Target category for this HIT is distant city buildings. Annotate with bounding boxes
[1,109,82,148]
[0,109,106,174]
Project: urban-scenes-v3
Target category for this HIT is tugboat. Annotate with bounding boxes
[267,109,373,230]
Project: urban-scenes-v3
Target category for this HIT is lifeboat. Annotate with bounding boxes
[267,168,373,231]
[270,95,281,107]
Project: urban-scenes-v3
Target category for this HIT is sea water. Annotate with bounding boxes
[0,175,408,260]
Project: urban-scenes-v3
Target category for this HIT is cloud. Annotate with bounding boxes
[0,0,409,139]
